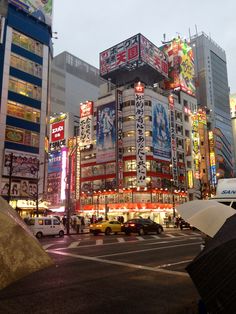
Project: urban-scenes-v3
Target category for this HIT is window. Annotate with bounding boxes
[12,30,43,56]
[7,100,40,123]
[9,77,41,100]
[38,219,43,225]
[53,219,60,225]
[10,53,42,78]
[5,126,39,148]
[44,219,52,226]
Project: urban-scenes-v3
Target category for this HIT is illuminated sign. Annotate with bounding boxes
[135,83,146,187]
[209,131,217,185]
[192,115,200,179]
[116,90,123,190]
[51,120,65,143]
[60,148,67,201]
[187,170,194,189]
[80,101,93,146]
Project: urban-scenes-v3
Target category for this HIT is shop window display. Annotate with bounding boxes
[9,77,41,100]
[10,53,42,78]
[12,30,43,57]
[5,126,39,148]
[7,101,40,123]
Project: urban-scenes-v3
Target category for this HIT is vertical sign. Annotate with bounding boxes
[75,136,80,200]
[60,148,67,201]
[209,131,217,185]
[116,90,123,190]
[192,114,200,179]
[80,101,93,146]
[169,95,178,186]
[135,83,146,187]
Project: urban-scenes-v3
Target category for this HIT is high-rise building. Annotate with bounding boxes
[0,1,52,214]
[190,32,234,183]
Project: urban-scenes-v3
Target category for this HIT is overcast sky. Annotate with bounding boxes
[53,0,236,92]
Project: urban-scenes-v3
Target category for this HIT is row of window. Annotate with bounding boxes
[9,76,41,100]
[12,30,43,57]
[7,100,40,123]
[5,126,39,148]
[11,53,42,78]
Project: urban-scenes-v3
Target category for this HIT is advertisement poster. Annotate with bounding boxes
[1,179,37,197]
[50,120,65,143]
[162,38,195,95]
[48,151,61,173]
[135,83,146,187]
[80,101,93,146]
[96,102,116,163]
[3,149,39,179]
[152,100,171,160]
[8,0,53,26]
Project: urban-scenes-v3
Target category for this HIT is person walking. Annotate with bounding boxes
[76,216,81,234]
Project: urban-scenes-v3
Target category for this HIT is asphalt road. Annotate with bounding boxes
[0,229,202,314]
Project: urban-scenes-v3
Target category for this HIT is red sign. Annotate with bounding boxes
[134,83,145,93]
[80,101,93,118]
[51,121,65,142]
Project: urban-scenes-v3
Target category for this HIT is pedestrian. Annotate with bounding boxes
[62,216,66,227]
[76,216,81,234]
[80,216,85,233]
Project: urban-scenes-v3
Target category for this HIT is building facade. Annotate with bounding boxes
[0,1,52,214]
[190,32,234,183]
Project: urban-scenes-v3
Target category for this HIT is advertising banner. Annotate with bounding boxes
[168,95,178,186]
[135,83,146,187]
[192,115,200,179]
[50,120,65,143]
[1,178,37,198]
[152,100,171,161]
[47,172,61,206]
[3,149,39,179]
[8,0,53,26]
[79,101,93,146]
[48,151,61,173]
[96,102,116,163]
[116,90,123,190]
[140,34,168,79]
[162,38,195,95]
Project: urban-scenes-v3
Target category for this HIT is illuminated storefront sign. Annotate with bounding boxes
[209,131,217,185]
[96,102,116,163]
[75,137,80,200]
[162,38,195,95]
[135,82,146,187]
[60,148,67,201]
[80,101,93,146]
[187,170,194,189]
[168,95,178,186]
[192,115,200,179]
[51,120,65,142]
[116,90,123,190]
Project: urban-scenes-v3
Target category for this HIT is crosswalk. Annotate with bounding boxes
[42,231,201,250]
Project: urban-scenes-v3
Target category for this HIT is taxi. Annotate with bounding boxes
[90,220,122,235]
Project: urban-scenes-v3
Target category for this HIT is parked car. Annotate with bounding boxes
[90,220,122,235]
[26,216,65,239]
[179,220,195,230]
[122,218,163,235]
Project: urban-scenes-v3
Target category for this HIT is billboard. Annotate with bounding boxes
[135,83,146,187]
[3,149,39,179]
[1,178,37,197]
[50,120,65,143]
[99,33,168,85]
[96,102,116,163]
[230,94,236,118]
[152,100,171,161]
[79,101,93,146]
[8,0,53,26]
[169,95,178,186]
[162,38,195,95]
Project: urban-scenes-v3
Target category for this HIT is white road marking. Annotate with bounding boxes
[152,235,160,239]
[96,241,202,258]
[155,259,193,269]
[48,250,188,277]
[117,238,125,243]
[165,233,176,238]
[136,236,145,241]
[68,241,80,249]
[96,239,103,245]
[42,244,54,250]
[190,232,201,236]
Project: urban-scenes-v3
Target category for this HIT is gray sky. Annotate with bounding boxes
[53,0,236,92]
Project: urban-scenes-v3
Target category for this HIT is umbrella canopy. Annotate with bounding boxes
[176,200,236,237]
[0,197,54,290]
[186,213,236,313]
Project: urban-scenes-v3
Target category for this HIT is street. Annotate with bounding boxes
[0,229,202,314]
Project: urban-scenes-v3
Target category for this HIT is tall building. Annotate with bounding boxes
[230,93,236,175]
[0,1,52,214]
[190,32,234,184]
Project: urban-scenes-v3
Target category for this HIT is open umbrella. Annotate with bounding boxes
[176,200,236,237]
[186,213,236,313]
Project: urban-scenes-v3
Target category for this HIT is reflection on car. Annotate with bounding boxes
[122,218,163,236]
[89,220,122,235]
[180,220,195,230]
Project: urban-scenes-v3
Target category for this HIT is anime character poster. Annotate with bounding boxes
[96,102,116,163]
[8,0,53,26]
[152,100,171,160]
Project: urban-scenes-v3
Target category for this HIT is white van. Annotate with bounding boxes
[26,216,65,239]
[211,178,236,210]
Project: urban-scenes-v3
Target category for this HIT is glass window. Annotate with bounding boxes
[7,100,40,123]
[12,30,43,56]
[5,126,39,148]
[53,219,60,225]
[38,219,43,225]
[44,219,52,225]
[10,53,42,78]
[9,77,41,100]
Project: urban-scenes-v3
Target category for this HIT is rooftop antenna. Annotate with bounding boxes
[195,24,198,36]
[188,27,191,40]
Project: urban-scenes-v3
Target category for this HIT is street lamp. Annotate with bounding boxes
[170,179,176,218]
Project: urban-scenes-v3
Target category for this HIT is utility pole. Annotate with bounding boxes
[66,152,72,235]
[35,160,40,217]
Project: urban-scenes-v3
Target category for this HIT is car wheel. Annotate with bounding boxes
[105,227,112,235]
[125,231,131,235]
[59,230,64,237]
[36,232,43,239]
[93,231,98,236]
[138,228,145,236]
[157,226,162,234]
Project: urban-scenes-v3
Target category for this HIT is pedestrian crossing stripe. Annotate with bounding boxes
[68,241,80,248]
[96,239,103,245]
